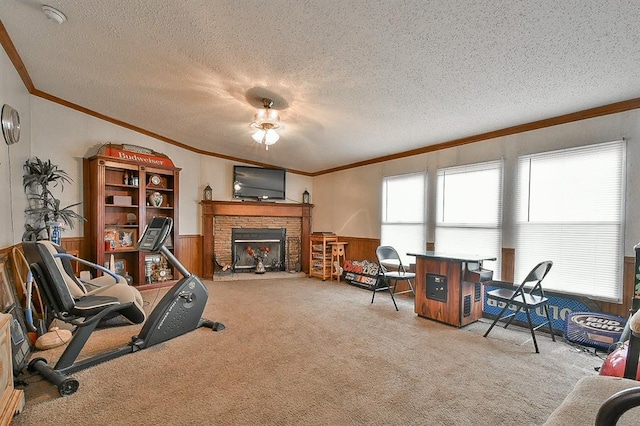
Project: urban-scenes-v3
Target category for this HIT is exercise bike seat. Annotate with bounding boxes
[24,240,146,325]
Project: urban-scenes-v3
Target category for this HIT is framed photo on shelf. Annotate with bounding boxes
[104,259,126,276]
[105,228,137,250]
[117,229,137,249]
[104,228,118,247]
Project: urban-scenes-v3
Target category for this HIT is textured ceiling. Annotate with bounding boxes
[1,1,640,174]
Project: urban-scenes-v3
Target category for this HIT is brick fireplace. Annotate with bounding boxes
[201,201,312,279]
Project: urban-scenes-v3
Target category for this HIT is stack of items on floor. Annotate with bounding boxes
[342,260,380,289]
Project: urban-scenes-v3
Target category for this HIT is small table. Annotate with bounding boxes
[329,242,348,282]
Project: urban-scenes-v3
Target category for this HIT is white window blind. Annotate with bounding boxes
[435,160,503,276]
[381,172,427,265]
[515,140,625,301]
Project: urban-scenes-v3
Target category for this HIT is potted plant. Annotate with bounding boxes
[22,157,85,242]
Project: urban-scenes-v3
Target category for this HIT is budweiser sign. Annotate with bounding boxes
[100,144,175,167]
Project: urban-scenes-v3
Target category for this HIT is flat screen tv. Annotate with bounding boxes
[233,166,286,200]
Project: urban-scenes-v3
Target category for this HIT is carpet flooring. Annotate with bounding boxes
[13,276,602,425]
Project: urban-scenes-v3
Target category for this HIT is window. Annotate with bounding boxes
[516,140,625,301]
[435,160,503,276]
[381,172,427,265]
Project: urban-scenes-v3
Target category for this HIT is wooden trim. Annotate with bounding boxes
[501,248,515,282]
[311,98,640,176]
[60,237,85,258]
[2,23,639,177]
[0,21,34,92]
[201,200,311,218]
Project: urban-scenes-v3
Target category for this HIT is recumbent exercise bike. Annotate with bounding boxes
[23,216,224,396]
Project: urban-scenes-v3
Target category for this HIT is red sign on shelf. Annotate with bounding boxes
[101,144,175,167]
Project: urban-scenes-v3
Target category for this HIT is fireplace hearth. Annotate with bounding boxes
[232,228,286,272]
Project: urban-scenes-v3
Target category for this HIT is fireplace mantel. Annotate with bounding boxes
[201,201,312,278]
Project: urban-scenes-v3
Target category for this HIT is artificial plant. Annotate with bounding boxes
[22,157,85,241]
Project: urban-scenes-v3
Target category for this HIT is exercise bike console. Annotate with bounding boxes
[138,216,172,253]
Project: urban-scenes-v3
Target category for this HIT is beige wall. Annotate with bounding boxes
[312,110,640,256]
[24,97,312,239]
[0,46,31,246]
[199,156,312,207]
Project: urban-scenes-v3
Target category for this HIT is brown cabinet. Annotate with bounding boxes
[309,234,338,280]
[83,155,180,289]
[410,252,494,327]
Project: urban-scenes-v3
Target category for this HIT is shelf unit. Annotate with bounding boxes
[84,155,180,289]
[309,234,337,280]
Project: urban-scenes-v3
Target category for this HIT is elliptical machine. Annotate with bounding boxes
[25,216,224,395]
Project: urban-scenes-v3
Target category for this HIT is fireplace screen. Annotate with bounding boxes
[232,228,286,272]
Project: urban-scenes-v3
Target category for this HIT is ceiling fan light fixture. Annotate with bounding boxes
[250,98,283,150]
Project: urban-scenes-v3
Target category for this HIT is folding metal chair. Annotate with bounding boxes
[483,260,555,353]
[372,246,416,311]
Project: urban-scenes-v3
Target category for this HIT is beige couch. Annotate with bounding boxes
[544,376,640,425]
[545,311,640,425]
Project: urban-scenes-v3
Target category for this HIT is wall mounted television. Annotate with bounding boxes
[233,166,286,201]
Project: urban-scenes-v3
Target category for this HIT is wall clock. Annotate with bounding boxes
[1,104,20,146]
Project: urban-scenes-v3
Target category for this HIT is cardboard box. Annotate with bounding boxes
[106,195,132,205]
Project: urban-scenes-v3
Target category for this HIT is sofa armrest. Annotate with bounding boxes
[596,386,640,426]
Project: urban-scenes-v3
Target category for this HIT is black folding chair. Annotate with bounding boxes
[483,260,555,353]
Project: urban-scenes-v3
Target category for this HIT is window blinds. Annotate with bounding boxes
[381,172,427,265]
[515,140,625,301]
[436,160,503,276]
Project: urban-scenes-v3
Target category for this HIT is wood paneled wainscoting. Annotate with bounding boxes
[20,237,638,317]
[63,237,635,318]
[57,236,203,279]
[176,235,203,277]
[336,236,380,264]
[602,256,635,318]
